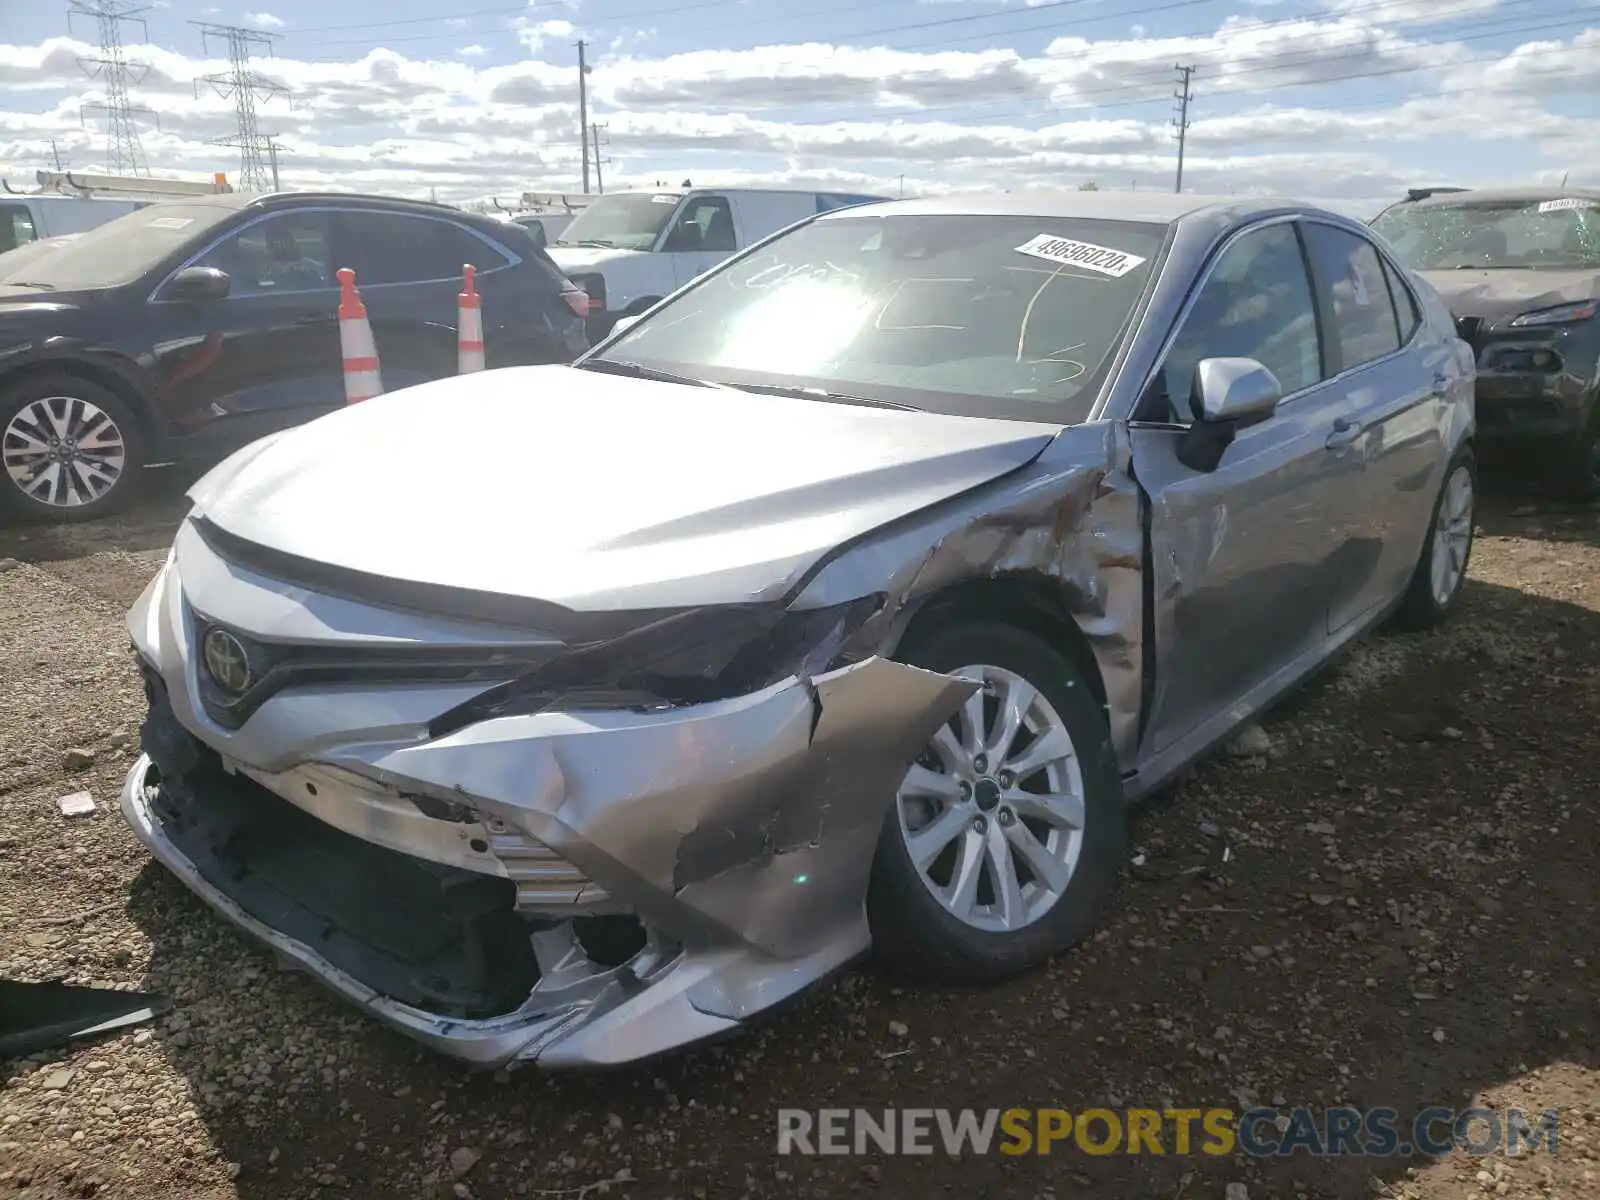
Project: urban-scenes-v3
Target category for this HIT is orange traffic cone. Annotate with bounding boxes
[337,267,382,405]
[457,264,485,375]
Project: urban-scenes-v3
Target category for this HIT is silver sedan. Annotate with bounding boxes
[120,191,1476,1069]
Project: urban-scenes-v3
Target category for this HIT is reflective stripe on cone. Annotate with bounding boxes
[458,263,485,374]
[337,267,383,405]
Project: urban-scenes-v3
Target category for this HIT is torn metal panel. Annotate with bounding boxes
[339,657,978,961]
[0,980,170,1058]
[794,420,1146,766]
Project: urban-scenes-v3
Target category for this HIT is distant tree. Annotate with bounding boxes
[1078,180,1100,191]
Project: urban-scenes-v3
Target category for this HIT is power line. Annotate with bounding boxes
[1172,63,1195,194]
[69,0,155,176]
[193,22,291,192]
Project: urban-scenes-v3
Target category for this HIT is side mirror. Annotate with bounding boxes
[166,266,231,303]
[1176,357,1283,473]
[609,314,643,336]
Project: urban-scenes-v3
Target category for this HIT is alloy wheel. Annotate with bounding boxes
[2,395,127,509]
[1429,463,1474,606]
[895,663,1086,934]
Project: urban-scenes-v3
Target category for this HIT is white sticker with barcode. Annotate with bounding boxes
[147,216,194,229]
[651,194,678,204]
[1537,198,1596,213]
[1014,234,1146,278]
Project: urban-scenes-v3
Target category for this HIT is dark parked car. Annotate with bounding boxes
[1370,186,1600,497]
[0,192,590,521]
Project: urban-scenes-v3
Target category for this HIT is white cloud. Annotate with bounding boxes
[244,11,284,29]
[0,11,1596,206]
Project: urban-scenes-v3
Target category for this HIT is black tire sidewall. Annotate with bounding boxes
[867,621,1126,983]
[0,375,144,523]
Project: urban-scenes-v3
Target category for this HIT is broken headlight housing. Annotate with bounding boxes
[428,594,887,736]
[1506,299,1599,329]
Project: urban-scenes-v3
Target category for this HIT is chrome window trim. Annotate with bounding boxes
[147,206,522,305]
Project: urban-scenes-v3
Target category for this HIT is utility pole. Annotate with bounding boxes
[70,0,156,175]
[590,122,610,194]
[576,40,592,194]
[193,21,291,192]
[263,135,290,191]
[1172,63,1196,195]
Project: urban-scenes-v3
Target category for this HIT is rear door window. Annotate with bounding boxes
[1301,223,1402,372]
[1380,257,1420,344]
[341,213,511,286]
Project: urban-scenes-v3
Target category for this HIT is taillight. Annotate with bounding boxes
[560,279,590,317]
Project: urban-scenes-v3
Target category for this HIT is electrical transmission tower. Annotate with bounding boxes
[70,0,156,175]
[1172,63,1196,195]
[193,22,291,191]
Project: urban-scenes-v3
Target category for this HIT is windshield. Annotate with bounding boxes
[1372,197,1600,270]
[556,193,681,250]
[594,213,1168,422]
[4,202,239,290]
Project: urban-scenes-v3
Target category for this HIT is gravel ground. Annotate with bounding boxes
[0,478,1596,1200]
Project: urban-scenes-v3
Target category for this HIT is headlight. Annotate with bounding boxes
[427,595,886,735]
[1506,299,1598,328]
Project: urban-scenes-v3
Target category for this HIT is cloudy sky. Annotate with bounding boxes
[1,0,1596,208]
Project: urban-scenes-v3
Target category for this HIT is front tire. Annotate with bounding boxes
[1393,448,1476,630]
[867,622,1125,984]
[0,374,145,523]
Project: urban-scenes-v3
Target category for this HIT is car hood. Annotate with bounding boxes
[547,245,652,273]
[1416,268,1600,324]
[188,365,1063,612]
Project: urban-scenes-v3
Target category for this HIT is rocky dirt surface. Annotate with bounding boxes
[0,481,1596,1200]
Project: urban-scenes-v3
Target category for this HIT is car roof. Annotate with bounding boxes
[813,190,1331,227]
[1396,185,1600,208]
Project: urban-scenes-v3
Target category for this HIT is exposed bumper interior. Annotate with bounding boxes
[122,533,979,1068]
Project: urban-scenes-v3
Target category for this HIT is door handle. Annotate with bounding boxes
[1431,372,1450,396]
[1325,418,1363,450]
[293,312,332,326]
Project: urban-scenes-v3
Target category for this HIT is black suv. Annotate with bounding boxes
[1370,186,1600,498]
[0,191,590,521]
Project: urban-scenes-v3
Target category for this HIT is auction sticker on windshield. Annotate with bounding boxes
[147,217,195,229]
[1014,234,1147,278]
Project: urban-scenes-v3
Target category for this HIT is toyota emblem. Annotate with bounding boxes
[202,627,253,695]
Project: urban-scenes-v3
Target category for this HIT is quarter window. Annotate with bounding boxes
[1381,256,1420,344]
[1302,223,1402,371]
[1153,222,1324,421]
[191,213,334,296]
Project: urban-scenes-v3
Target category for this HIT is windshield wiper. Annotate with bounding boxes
[577,359,730,389]
[5,280,56,290]
[727,382,918,411]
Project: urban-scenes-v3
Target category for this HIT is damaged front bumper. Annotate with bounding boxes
[120,535,975,1070]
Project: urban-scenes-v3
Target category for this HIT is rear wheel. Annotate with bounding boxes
[1394,449,1475,630]
[868,622,1125,983]
[0,374,145,523]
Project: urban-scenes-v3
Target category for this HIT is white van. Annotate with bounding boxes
[0,194,155,254]
[509,212,575,249]
[549,187,889,336]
